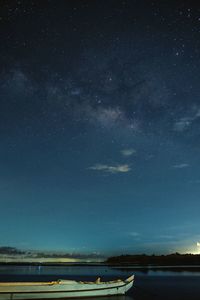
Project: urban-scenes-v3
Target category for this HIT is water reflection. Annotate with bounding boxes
[111,266,200,276]
[1,264,200,279]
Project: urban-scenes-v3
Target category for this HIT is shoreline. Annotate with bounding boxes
[1,262,200,270]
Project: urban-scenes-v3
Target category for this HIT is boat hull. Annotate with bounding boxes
[0,276,134,299]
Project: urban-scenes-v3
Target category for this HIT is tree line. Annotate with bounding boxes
[106,253,200,265]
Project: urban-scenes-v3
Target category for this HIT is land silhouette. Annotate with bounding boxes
[106,253,200,266]
[1,247,200,266]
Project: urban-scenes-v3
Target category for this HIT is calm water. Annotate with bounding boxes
[0,265,200,300]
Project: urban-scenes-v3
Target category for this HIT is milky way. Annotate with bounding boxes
[0,0,200,255]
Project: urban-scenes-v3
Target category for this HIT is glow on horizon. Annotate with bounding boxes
[181,243,200,255]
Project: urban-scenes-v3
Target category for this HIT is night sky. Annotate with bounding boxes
[1,0,200,256]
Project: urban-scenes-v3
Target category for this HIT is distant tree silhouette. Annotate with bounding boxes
[0,247,25,255]
[106,253,200,265]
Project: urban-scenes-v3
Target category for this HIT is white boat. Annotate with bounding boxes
[0,275,134,299]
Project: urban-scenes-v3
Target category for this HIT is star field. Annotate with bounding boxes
[0,0,200,255]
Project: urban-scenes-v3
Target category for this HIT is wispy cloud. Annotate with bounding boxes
[172,163,189,169]
[121,148,136,156]
[174,108,200,132]
[188,179,200,184]
[174,117,192,132]
[129,232,140,237]
[89,164,131,174]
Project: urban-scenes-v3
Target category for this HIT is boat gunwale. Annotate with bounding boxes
[0,278,134,295]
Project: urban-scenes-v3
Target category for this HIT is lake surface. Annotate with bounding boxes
[0,265,200,300]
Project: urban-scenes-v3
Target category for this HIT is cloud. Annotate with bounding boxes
[197,242,200,247]
[121,148,136,156]
[188,179,200,184]
[0,246,104,261]
[174,118,192,132]
[172,163,189,169]
[129,232,140,237]
[195,109,200,118]
[89,164,131,174]
[174,108,200,132]
[0,247,25,255]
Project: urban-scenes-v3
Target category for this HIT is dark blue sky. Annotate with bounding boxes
[1,0,200,255]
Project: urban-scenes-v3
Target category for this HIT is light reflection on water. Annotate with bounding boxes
[0,265,200,277]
